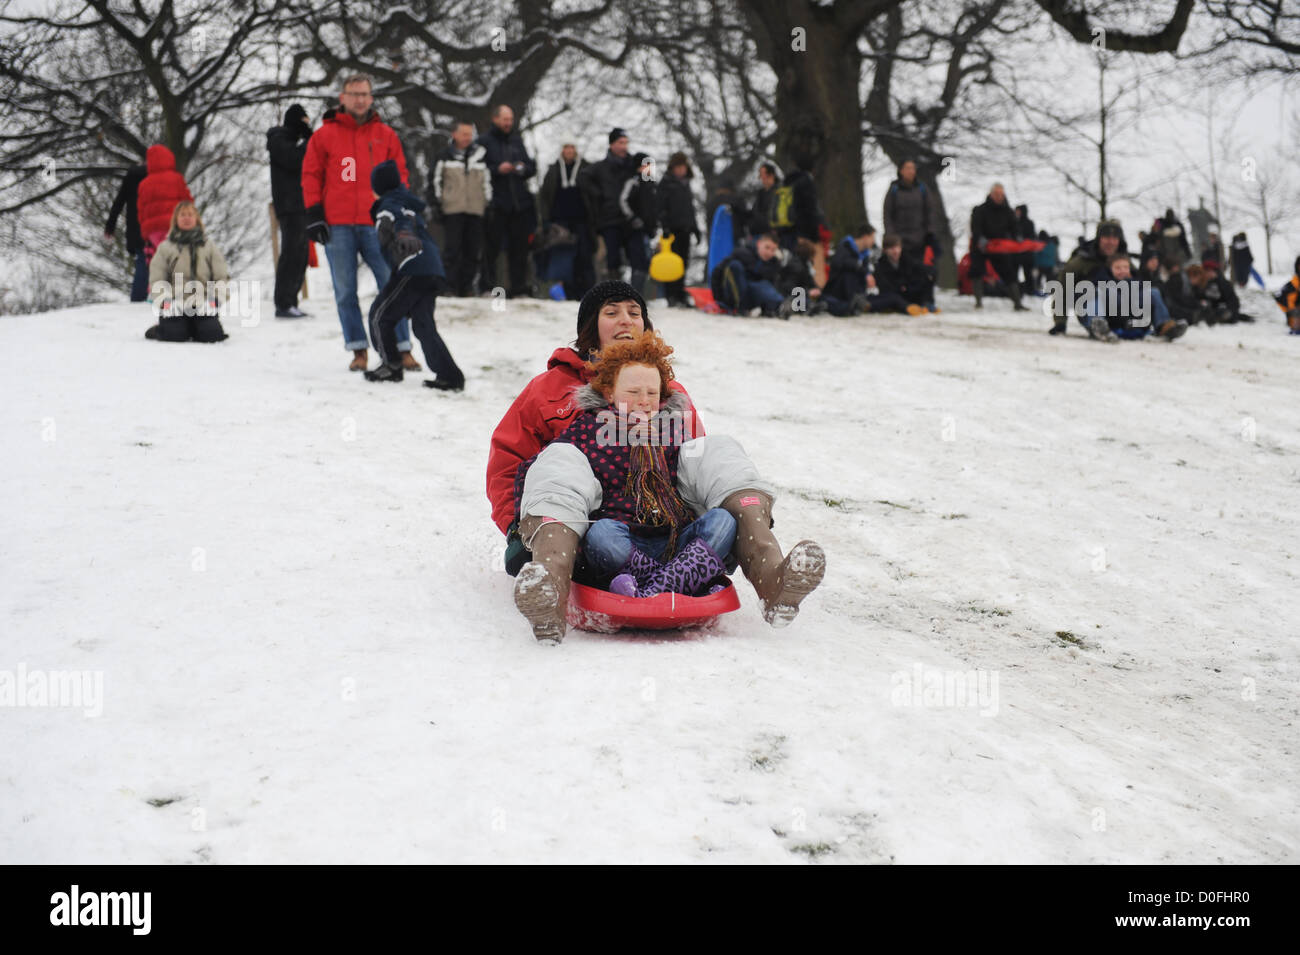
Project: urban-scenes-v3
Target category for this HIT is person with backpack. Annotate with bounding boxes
[431,120,491,298]
[362,160,464,390]
[711,233,785,316]
[266,103,313,318]
[103,160,149,301]
[747,161,781,237]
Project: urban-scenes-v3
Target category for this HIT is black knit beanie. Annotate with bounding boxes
[285,104,308,128]
[576,280,648,341]
[370,159,402,196]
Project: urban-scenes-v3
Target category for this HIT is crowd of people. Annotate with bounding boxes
[101,71,1298,361]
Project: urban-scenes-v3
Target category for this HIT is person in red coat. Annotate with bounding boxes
[301,73,416,372]
[136,144,193,262]
[489,281,826,642]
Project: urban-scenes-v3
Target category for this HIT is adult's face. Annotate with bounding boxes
[900,161,917,184]
[176,207,198,230]
[452,124,474,149]
[990,184,1006,205]
[561,144,577,163]
[610,136,629,158]
[339,81,372,122]
[758,168,775,189]
[885,245,902,264]
[596,299,644,349]
[494,107,514,133]
[1099,234,1120,256]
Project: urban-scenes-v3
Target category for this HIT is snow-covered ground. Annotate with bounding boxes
[2,277,1298,864]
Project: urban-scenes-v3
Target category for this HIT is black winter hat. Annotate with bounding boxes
[285,104,308,127]
[576,280,648,342]
[370,159,402,195]
[609,127,629,144]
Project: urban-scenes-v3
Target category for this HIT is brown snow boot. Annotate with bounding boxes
[513,516,580,643]
[401,352,422,372]
[721,490,826,627]
[349,349,368,372]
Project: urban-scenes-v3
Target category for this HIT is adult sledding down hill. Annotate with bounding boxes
[485,282,826,643]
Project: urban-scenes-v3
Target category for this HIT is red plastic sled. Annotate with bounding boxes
[566,579,741,633]
[984,238,1045,255]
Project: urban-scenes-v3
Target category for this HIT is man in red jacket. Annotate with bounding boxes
[302,74,418,373]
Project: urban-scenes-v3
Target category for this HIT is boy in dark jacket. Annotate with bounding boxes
[266,104,313,318]
[873,234,933,315]
[710,234,785,316]
[1199,260,1248,323]
[364,160,465,389]
[655,151,701,307]
[821,225,876,316]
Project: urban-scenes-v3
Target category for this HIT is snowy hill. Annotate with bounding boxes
[2,282,1298,863]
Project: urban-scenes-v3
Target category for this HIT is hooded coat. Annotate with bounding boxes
[137,145,194,244]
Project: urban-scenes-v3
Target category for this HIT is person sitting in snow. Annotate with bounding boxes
[144,201,229,343]
[1199,260,1251,324]
[511,329,825,643]
[711,233,787,317]
[1275,256,1300,334]
[1049,219,1127,335]
[515,332,737,602]
[821,224,876,316]
[490,282,825,643]
[1078,253,1186,343]
[872,233,935,315]
[361,159,465,389]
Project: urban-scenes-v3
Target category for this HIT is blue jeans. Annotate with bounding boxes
[583,508,737,579]
[1079,285,1171,339]
[324,225,408,351]
[130,251,150,302]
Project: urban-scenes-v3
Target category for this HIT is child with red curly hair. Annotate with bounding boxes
[513,331,736,606]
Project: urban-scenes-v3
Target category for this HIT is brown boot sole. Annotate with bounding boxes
[764,541,826,628]
[513,562,565,643]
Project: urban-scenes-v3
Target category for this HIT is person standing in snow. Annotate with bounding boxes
[301,73,416,373]
[655,152,700,308]
[136,144,193,264]
[431,120,491,298]
[580,128,652,289]
[361,160,464,390]
[476,104,537,298]
[968,183,1027,312]
[1229,232,1254,289]
[748,161,781,237]
[103,159,149,301]
[882,160,932,273]
[267,103,313,319]
[539,140,594,299]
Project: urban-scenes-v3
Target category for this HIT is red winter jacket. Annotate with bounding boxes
[136,145,193,243]
[486,347,705,534]
[301,108,408,225]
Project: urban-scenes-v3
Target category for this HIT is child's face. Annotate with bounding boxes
[756,238,778,261]
[1111,259,1132,280]
[176,207,197,230]
[884,244,901,264]
[609,363,661,416]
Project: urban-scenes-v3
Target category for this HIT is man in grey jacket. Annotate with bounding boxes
[431,120,491,297]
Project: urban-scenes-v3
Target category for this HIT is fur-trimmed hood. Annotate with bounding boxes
[571,383,693,416]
